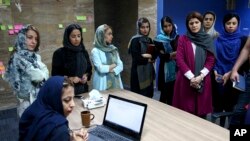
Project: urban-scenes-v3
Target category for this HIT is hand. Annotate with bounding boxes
[215,74,223,83]
[148,58,155,63]
[159,50,165,54]
[222,71,231,86]
[69,76,81,84]
[81,74,88,84]
[109,63,117,72]
[142,53,152,59]
[72,128,88,141]
[190,76,203,89]
[230,70,240,83]
[170,52,176,60]
[190,77,199,89]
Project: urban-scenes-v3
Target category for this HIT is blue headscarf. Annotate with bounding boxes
[214,13,242,75]
[19,76,68,141]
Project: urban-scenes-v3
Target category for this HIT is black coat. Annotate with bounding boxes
[52,47,92,94]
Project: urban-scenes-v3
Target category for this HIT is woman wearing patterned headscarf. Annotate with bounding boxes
[52,23,92,95]
[128,17,155,98]
[154,16,179,105]
[172,12,215,118]
[4,24,49,117]
[91,24,123,90]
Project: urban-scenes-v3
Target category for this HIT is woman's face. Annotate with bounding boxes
[188,18,201,33]
[26,29,38,51]
[225,17,238,33]
[69,29,81,46]
[104,28,113,45]
[61,86,75,117]
[163,21,173,36]
[139,22,150,36]
[203,14,215,30]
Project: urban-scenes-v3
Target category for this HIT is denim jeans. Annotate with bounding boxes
[230,72,250,125]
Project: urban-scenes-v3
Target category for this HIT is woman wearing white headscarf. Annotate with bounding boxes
[203,11,219,40]
[91,24,123,91]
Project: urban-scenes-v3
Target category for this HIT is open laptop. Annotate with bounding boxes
[88,94,147,141]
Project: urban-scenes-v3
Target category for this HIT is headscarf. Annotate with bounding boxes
[214,13,242,75]
[63,23,87,77]
[128,17,150,53]
[186,12,215,77]
[93,24,121,89]
[155,16,178,82]
[128,17,154,89]
[203,11,219,39]
[19,76,68,141]
[155,16,178,42]
[4,25,41,99]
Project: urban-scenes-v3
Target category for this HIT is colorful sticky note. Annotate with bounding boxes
[82,28,87,33]
[5,0,10,6]
[8,47,14,52]
[14,29,19,34]
[14,24,23,30]
[58,24,63,29]
[76,16,86,21]
[8,25,13,29]
[0,25,6,30]
[8,29,15,35]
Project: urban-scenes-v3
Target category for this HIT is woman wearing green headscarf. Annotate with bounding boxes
[91,24,123,91]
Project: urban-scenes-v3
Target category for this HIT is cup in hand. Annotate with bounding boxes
[81,110,95,127]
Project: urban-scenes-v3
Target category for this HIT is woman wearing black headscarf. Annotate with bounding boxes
[52,24,92,94]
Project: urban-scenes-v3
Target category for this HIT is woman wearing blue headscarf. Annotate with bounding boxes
[213,13,248,127]
[91,24,123,91]
[19,76,88,141]
[154,16,179,105]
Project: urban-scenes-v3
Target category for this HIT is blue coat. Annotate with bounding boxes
[91,47,123,91]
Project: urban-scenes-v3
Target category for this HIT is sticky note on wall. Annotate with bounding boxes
[58,24,63,29]
[82,28,87,32]
[8,47,14,52]
[8,29,15,35]
[0,25,6,30]
[5,0,10,5]
[8,25,13,29]
[76,16,86,21]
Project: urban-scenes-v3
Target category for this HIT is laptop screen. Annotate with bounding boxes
[103,95,147,139]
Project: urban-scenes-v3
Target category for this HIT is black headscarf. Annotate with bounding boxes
[63,23,87,77]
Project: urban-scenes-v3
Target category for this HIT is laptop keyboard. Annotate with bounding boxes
[89,126,132,141]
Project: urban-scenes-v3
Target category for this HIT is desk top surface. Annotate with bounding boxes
[67,89,229,141]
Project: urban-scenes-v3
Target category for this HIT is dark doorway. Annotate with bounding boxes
[94,0,138,88]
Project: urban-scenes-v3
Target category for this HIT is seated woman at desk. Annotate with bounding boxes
[19,76,88,141]
[91,24,124,91]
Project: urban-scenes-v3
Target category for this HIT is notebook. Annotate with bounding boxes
[232,74,246,92]
[153,40,164,51]
[88,94,147,141]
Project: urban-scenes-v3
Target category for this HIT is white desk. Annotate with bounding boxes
[68,89,229,141]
